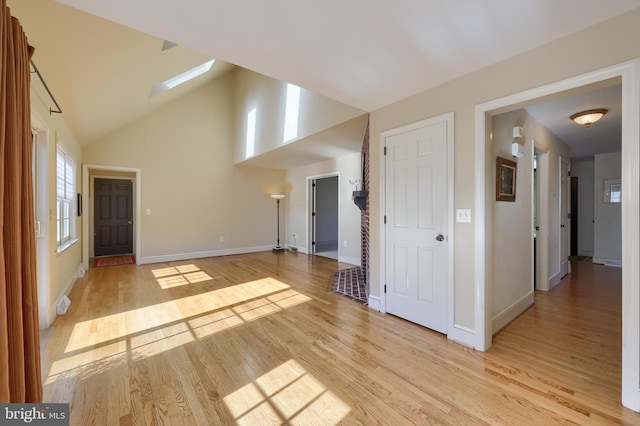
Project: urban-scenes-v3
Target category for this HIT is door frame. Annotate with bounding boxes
[82,164,141,270]
[91,176,135,257]
[31,112,50,329]
[533,147,550,292]
[379,112,455,337]
[306,171,340,256]
[474,60,640,410]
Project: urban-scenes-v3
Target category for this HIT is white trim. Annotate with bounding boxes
[475,59,640,411]
[306,171,340,256]
[30,113,50,330]
[48,263,82,326]
[448,325,475,348]
[338,255,361,266]
[492,291,534,334]
[137,245,273,265]
[593,257,623,266]
[379,112,455,335]
[548,271,563,290]
[82,164,142,270]
[368,295,381,311]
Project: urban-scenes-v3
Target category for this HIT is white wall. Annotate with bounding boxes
[285,153,363,265]
[491,110,570,332]
[233,68,365,163]
[571,161,595,257]
[593,152,622,265]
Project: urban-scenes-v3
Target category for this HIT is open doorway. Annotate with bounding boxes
[475,62,637,410]
[309,174,339,260]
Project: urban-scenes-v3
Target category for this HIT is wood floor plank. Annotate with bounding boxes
[39,253,640,425]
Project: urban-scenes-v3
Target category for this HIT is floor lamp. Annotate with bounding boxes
[271,194,285,252]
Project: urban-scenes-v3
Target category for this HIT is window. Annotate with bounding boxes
[57,146,75,248]
[603,178,622,204]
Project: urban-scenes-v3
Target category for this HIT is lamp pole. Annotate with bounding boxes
[271,194,285,252]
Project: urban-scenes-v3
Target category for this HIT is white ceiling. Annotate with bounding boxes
[525,84,622,161]
[57,0,640,112]
[8,0,639,159]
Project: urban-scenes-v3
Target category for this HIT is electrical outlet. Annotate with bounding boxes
[220,236,224,242]
[343,241,348,247]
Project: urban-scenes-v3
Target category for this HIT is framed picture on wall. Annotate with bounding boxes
[496,157,517,202]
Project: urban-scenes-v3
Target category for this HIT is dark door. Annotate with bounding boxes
[571,176,578,256]
[312,176,339,254]
[94,178,133,256]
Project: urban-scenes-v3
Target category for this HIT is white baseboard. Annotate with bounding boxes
[492,291,534,334]
[137,245,273,265]
[47,263,83,327]
[593,257,622,267]
[448,324,475,348]
[338,255,361,266]
[548,271,563,290]
[368,295,381,311]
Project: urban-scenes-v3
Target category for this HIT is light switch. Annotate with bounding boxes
[456,209,471,223]
[146,209,151,215]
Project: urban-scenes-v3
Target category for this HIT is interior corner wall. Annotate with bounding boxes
[285,153,363,264]
[570,160,595,257]
[369,9,640,332]
[232,68,366,164]
[82,74,285,262]
[31,87,83,328]
[593,152,622,264]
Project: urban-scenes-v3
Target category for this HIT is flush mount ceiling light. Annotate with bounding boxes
[570,109,608,128]
[150,59,215,96]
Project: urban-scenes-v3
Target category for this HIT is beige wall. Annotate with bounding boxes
[369,9,640,331]
[285,153,363,264]
[594,152,622,264]
[31,85,83,328]
[233,68,365,163]
[491,109,569,332]
[83,74,285,262]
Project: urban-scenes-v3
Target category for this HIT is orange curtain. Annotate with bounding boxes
[0,0,42,403]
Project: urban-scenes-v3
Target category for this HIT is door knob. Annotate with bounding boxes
[128,220,133,225]
[436,234,445,242]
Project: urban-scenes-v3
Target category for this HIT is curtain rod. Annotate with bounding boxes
[30,60,62,115]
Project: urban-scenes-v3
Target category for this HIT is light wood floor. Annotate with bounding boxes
[40,253,640,425]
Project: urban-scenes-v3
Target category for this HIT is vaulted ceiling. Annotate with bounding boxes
[9,0,640,153]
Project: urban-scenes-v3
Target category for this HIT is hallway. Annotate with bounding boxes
[491,259,626,422]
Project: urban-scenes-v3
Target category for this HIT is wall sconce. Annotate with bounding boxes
[570,109,608,128]
[511,126,524,159]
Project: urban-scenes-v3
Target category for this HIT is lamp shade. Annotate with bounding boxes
[271,194,285,200]
[570,109,608,128]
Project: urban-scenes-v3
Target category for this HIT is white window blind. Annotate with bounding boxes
[56,147,74,247]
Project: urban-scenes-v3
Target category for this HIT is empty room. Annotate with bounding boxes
[3,1,640,424]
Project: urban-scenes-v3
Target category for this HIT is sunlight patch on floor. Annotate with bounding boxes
[152,264,213,288]
[224,359,350,425]
[48,278,312,385]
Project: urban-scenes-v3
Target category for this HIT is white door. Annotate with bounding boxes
[385,120,449,333]
[560,160,569,277]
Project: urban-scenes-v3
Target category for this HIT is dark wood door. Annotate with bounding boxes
[94,178,133,256]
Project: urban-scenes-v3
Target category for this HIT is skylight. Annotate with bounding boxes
[150,59,215,96]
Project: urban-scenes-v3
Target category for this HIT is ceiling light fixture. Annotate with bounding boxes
[570,109,608,128]
[150,59,215,96]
